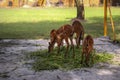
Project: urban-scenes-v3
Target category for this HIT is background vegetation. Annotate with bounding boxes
[0,7,120,40]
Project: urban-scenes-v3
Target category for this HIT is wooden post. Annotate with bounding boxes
[104,0,107,36]
[108,0,116,40]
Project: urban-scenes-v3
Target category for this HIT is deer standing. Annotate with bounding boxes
[48,24,74,58]
[81,35,94,66]
[72,20,84,48]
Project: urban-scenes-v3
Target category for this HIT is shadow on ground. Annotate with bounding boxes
[0,15,120,41]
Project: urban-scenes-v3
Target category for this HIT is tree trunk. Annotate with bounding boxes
[25,0,28,5]
[74,0,85,20]
[41,0,45,6]
[18,0,21,7]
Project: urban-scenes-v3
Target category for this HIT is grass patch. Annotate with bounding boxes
[27,47,113,71]
[0,7,120,41]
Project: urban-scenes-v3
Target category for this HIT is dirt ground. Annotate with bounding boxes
[0,37,120,80]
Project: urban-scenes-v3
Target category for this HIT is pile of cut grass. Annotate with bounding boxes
[27,46,113,71]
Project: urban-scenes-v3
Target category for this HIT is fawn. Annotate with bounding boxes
[72,19,84,48]
[81,35,94,66]
[48,24,75,58]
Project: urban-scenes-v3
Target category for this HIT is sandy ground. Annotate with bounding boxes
[0,37,120,80]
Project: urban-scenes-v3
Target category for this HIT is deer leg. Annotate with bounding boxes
[81,51,84,64]
[75,37,77,46]
[60,41,64,51]
[81,31,84,40]
[78,32,82,47]
[85,53,90,66]
[76,33,79,48]
[75,33,77,47]
[61,41,64,46]
[65,38,69,58]
[78,31,83,48]
[57,40,62,55]
[70,37,75,58]
[57,45,60,54]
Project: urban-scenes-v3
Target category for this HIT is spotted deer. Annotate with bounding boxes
[81,35,94,66]
[72,19,84,48]
[48,24,74,58]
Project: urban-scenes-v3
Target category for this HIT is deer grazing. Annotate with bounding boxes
[72,19,84,48]
[48,24,74,58]
[81,35,94,66]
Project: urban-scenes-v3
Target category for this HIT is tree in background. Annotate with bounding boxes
[37,0,45,6]
[74,0,85,20]
[25,0,28,5]
[18,0,21,7]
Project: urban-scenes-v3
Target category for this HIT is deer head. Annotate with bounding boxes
[48,29,57,53]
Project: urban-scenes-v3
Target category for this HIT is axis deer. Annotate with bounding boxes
[81,35,94,66]
[48,24,74,58]
[72,19,84,48]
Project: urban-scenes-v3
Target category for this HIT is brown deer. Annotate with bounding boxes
[48,24,74,58]
[72,19,84,48]
[81,35,94,66]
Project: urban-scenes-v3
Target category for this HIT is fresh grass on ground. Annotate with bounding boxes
[27,47,113,71]
[0,7,120,40]
[0,8,75,39]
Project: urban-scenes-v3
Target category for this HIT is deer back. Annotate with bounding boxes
[72,20,84,32]
[82,35,94,54]
[56,24,73,39]
[72,20,84,39]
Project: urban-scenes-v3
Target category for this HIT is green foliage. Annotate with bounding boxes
[93,52,113,63]
[27,47,113,71]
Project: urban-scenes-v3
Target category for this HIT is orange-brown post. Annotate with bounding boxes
[104,0,107,36]
[108,0,116,40]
